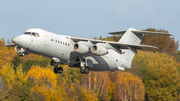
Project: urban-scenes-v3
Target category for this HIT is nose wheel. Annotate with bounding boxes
[54,66,63,74]
[51,59,63,74]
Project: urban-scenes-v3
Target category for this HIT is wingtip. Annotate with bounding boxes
[5,44,16,47]
[154,46,158,49]
[170,33,174,36]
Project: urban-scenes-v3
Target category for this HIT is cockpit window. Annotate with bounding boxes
[24,32,40,37]
[31,32,36,37]
[36,33,40,37]
[24,32,31,34]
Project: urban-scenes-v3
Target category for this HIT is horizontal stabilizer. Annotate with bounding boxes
[109,30,173,36]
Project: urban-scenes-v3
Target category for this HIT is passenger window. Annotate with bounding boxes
[60,41,62,44]
[68,44,69,46]
[36,33,40,37]
[31,32,36,37]
[65,43,67,45]
[51,39,54,41]
[58,40,59,43]
[55,40,57,43]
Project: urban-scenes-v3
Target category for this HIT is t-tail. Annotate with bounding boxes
[109,28,173,62]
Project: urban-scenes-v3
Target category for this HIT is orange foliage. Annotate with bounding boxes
[25,66,57,88]
[31,85,67,101]
[0,38,17,68]
[0,63,16,87]
[79,89,99,101]
[134,51,180,100]
[21,54,49,62]
[141,28,179,53]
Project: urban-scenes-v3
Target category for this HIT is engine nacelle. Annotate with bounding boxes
[91,45,107,56]
[15,45,29,56]
[74,43,89,54]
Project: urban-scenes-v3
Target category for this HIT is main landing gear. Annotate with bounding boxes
[79,60,89,74]
[50,59,63,74]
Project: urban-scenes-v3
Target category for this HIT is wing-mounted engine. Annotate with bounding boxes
[15,45,29,56]
[74,43,89,54]
[91,45,108,56]
[74,41,94,54]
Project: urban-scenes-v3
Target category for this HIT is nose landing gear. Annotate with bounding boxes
[54,67,63,74]
[51,59,63,74]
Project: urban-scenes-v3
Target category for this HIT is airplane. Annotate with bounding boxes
[6,28,172,74]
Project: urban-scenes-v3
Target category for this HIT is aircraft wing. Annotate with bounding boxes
[70,36,103,44]
[6,44,16,47]
[107,41,157,49]
[70,36,157,54]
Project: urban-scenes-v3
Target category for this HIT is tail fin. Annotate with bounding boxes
[118,28,143,44]
[119,28,142,62]
[109,28,172,62]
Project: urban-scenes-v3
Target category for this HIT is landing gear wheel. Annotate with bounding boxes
[53,67,58,74]
[57,67,63,74]
[80,67,85,74]
[84,67,89,74]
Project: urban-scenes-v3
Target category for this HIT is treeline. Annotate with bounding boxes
[0,28,180,100]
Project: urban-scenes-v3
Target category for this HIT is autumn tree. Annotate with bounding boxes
[31,84,67,101]
[93,35,121,42]
[141,28,179,53]
[11,55,21,72]
[134,51,180,100]
[24,66,57,88]
[114,72,145,101]
[0,38,16,68]
[80,72,111,100]
[0,63,16,87]
[0,77,9,100]
[5,83,35,101]
[57,65,82,84]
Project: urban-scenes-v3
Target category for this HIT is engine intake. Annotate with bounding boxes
[91,45,107,56]
[74,43,89,54]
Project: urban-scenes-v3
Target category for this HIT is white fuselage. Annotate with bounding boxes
[14,28,131,71]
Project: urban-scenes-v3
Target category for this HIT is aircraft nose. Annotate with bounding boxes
[13,36,21,44]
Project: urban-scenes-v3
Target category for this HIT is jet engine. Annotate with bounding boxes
[91,45,108,56]
[74,43,89,54]
[15,45,29,56]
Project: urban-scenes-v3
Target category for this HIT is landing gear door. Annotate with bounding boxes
[86,58,93,68]
[44,32,49,46]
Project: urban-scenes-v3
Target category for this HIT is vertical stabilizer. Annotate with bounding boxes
[119,28,143,62]
[118,28,143,44]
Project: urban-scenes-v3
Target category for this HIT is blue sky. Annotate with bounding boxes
[0,0,180,44]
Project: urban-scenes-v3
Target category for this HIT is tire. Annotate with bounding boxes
[53,67,58,74]
[58,67,63,74]
[80,67,84,74]
[84,67,89,74]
